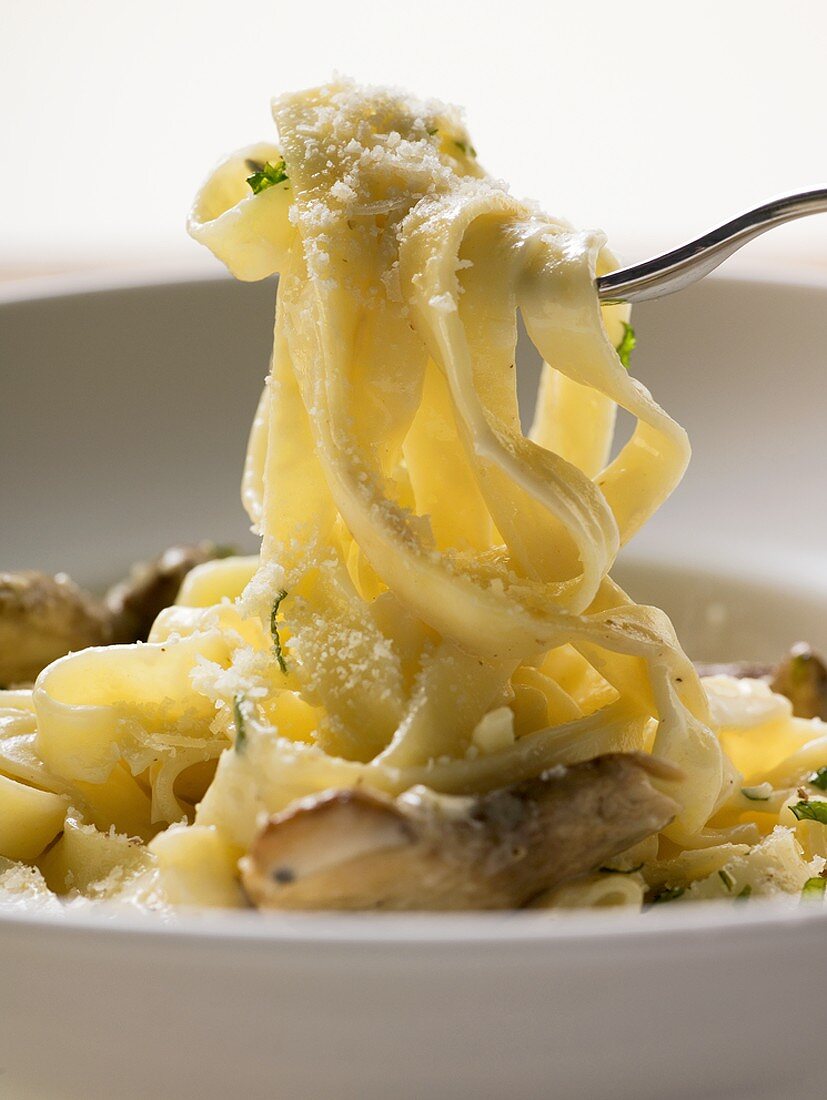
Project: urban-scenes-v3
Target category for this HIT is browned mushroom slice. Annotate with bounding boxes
[770,643,827,720]
[241,752,681,911]
[0,571,111,686]
[105,542,230,643]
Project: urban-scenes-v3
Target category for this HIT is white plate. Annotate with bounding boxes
[1,269,826,1100]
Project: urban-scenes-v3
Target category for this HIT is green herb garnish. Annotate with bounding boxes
[651,884,685,904]
[718,869,735,892]
[270,589,288,674]
[427,127,439,136]
[453,140,477,158]
[232,694,246,753]
[809,766,827,791]
[615,322,636,370]
[790,800,827,824]
[802,876,827,901]
[736,884,752,901]
[246,159,289,195]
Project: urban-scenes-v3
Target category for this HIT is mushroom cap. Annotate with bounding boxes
[241,752,681,911]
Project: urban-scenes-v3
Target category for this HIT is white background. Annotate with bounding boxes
[1,0,826,279]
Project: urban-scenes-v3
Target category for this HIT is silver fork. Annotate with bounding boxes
[597,189,827,304]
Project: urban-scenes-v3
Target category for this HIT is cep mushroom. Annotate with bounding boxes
[105,542,228,643]
[769,643,827,720]
[0,571,111,686]
[241,752,681,911]
[0,542,231,686]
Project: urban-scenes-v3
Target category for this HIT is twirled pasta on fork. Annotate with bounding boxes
[2,80,825,912]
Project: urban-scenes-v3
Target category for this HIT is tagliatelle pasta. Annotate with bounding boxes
[1,79,825,912]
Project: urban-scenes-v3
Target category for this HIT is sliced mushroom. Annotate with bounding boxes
[105,542,229,643]
[0,571,111,686]
[0,543,232,685]
[770,643,827,720]
[240,752,681,911]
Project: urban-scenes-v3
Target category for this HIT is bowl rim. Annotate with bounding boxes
[3,262,827,948]
[1,891,825,948]
[0,262,228,306]
[1,259,827,307]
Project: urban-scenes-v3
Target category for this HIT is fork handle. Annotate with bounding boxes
[597,189,827,304]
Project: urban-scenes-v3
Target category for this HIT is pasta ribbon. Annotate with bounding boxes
[187,79,722,838]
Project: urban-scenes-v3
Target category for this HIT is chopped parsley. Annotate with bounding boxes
[736,884,752,901]
[790,800,827,824]
[651,884,685,904]
[427,127,439,136]
[246,158,289,195]
[718,869,735,892]
[615,322,636,369]
[802,876,826,901]
[453,140,477,158]
[809,766,827,791]
[270,589,288,674]
[232,694,247,753]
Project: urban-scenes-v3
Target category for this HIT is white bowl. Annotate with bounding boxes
[1,269,826,1100]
